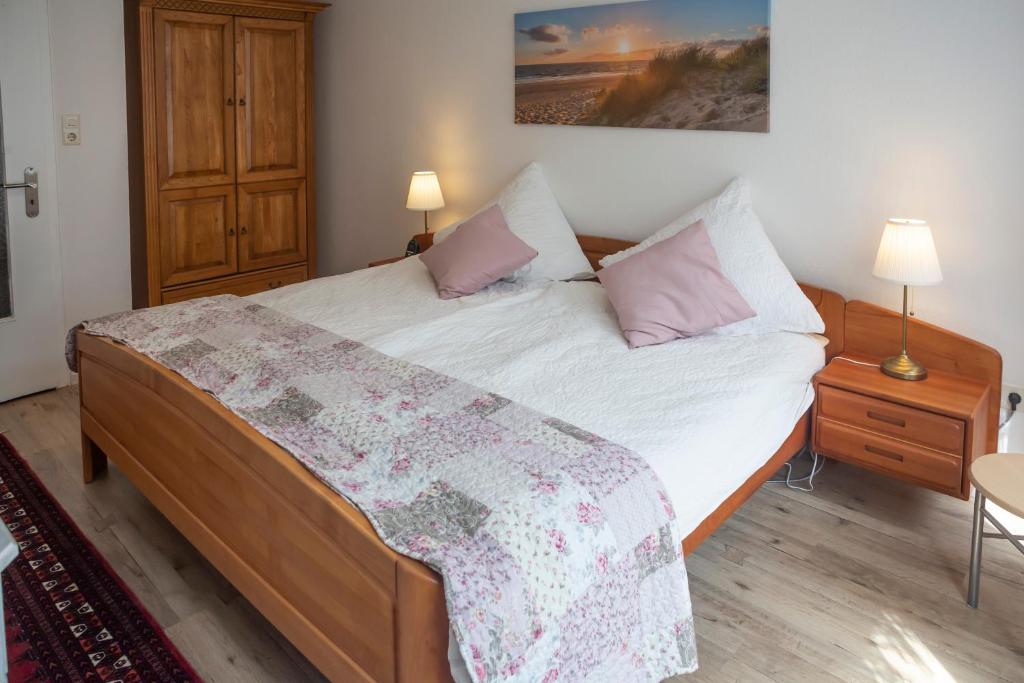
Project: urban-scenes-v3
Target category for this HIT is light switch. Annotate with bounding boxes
[62,114,81,146]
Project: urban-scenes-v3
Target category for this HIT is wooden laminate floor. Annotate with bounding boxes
[1,387,1021,682]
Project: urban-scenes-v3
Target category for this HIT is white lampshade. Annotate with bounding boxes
[406,171,445,212]
[872,218,943,286]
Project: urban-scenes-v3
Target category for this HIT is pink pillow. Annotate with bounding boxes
[419,206,538,299]
[597,220,755,348]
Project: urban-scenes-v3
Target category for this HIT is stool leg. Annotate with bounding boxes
[967,490,985,608]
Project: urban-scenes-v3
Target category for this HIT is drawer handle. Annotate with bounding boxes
[864,444,904,462]
[866,411,906,428]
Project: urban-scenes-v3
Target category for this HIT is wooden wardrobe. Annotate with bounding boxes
[125,0,328,307]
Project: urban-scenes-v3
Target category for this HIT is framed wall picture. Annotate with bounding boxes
[515,0,770,132]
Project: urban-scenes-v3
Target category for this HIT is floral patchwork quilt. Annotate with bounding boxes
[68,295,697,682]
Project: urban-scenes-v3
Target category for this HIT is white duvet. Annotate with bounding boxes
[250,256,824,536]
[252,256,824,682]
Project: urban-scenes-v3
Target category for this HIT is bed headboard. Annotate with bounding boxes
[574,235,846,361]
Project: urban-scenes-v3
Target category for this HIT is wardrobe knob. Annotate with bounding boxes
[240,226,248,235]
[226,97,234,106]
[239,98,246,106]
[228,228,235,236]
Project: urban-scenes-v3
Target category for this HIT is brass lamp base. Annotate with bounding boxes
[880,353,928,381]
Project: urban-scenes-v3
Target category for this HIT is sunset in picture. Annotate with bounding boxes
[514,0,770,132]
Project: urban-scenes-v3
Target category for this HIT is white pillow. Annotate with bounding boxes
[600,178,824,336]
[433,163,594,282]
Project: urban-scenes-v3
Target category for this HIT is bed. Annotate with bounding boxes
[77,234,846,682]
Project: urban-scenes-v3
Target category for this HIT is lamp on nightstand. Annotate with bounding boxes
[406,171,445,235]
[872,218,943,381]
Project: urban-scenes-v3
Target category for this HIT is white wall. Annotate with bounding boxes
[48,0,132,335]
[315,0,1024,386]
[33,0,1024,387]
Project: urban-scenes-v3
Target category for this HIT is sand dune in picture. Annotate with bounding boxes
[516,37,769,132]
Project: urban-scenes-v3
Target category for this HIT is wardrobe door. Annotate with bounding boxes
[237,179,307,272]
[158,186,238,287]
[234,17,306,183]
[153,10,235,190]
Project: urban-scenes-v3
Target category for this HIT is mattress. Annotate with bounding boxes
[250,256,824,537]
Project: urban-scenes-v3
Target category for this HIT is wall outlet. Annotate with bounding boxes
[61,113,81,146]
[999,383,1024,453]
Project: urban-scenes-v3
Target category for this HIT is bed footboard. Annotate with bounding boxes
[77,332,453,683]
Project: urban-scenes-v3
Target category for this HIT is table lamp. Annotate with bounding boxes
[406,171,445,235]
[872,218,943,381]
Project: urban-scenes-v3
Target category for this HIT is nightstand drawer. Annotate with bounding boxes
[816,418,962,494]
[818,385,965,455]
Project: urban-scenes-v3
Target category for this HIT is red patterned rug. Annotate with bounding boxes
[0,434,201,682]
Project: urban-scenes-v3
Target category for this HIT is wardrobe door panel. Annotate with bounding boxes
[153,10,235,190]
[235,18,306,182]
[238,180,307,272]
[158,186,237,287]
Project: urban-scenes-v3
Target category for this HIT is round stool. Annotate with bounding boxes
[967,453,1024,608]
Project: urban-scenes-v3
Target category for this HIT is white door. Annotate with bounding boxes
[0,0,66,402]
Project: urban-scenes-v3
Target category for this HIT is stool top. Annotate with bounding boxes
[971,453,1024,518]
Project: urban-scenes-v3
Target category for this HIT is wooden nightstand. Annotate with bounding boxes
[369,234,434,268]
[813,356,990,500]
[368,256,404,268]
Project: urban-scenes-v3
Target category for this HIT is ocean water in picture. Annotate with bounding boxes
[515,60,648,83]
[514,0,770,132]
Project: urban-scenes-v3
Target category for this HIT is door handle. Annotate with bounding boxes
[1,167,39,218]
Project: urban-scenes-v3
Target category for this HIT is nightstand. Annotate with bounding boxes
[812,356,990,499]
[369,234,434,268]
[368,256,404,268]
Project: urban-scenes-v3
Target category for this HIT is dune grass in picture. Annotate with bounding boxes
[515,0,770,132]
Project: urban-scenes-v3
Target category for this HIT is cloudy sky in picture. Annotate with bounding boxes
[515,0,770,65]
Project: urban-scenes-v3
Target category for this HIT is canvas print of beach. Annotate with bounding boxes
[515,0,770,132]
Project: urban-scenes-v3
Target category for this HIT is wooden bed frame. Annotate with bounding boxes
[77,234,993,682]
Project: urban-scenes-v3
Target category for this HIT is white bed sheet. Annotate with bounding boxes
[250,257,824,537]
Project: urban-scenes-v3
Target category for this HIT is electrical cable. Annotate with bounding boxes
[764,382,827,492]
[833,356,879,368]
[767,355,877,492]
[766,448,825,492]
